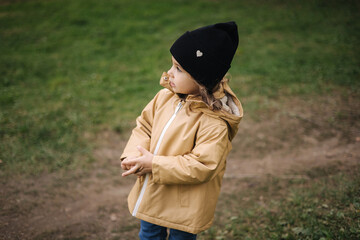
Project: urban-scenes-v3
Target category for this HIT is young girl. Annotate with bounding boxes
[121,21,243,240]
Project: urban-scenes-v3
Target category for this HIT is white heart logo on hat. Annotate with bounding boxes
[196,50,203,57]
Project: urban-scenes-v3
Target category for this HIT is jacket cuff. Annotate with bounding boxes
[152,155,161,183]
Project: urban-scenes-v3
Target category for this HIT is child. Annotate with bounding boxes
[120,21,243,240]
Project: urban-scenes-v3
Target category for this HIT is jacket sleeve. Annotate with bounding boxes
[152,121,231,185]
[120,91,161,161]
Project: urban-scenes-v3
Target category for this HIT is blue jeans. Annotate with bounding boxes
[139,220,197,240]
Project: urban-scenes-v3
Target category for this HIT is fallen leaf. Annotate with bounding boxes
[322,204,329,209]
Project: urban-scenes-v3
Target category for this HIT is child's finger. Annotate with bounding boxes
[122,157,141,166]
[121,161,128,170]
[121,161,132,170]
[121,164,133,171]
[137,145,150,155]
[122,164,140,177]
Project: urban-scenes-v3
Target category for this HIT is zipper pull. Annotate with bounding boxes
[175,101,183,114]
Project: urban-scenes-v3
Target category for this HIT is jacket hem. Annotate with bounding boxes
[135,212,213,234]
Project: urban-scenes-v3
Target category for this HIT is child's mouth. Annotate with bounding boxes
[170,81,175,88]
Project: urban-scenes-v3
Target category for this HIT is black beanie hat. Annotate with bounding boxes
[170,21,239,92]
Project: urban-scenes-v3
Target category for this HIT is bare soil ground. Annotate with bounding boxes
[1,94,359,240]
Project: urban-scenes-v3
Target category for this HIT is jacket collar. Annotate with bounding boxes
[160,72,243,140]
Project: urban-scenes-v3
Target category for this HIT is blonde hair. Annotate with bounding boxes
[177,75,230,112]
[197,75,231,111]
[198,84,222,111]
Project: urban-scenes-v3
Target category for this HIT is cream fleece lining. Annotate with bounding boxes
[220,93,241,116]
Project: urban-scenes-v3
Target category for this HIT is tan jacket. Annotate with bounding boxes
[120,72,243,234]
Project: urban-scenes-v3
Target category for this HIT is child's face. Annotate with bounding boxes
[167,56,199,95]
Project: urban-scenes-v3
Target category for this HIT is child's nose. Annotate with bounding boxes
[167,68,174,77]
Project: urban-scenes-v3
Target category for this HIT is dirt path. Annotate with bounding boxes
[1,95,359,240]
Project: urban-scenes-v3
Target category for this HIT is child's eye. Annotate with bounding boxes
[176,66,182,72]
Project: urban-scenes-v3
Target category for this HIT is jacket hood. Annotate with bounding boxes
[160,72,243,140]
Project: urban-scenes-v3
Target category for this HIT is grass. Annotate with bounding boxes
[1,1,359,238]
[199,163,360,240]
[0,0,359,173]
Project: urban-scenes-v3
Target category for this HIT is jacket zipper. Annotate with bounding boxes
[132,101,183,217]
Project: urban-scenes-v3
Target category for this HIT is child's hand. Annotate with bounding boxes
[121,156,136,170]
[122,146,153,177]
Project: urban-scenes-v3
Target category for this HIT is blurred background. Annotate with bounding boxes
[1,0,359,239]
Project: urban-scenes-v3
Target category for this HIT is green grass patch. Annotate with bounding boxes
[200,163,360,240]
[1,0,359,174]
